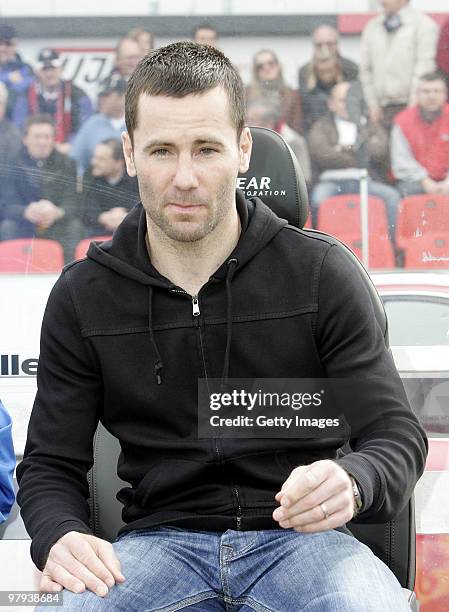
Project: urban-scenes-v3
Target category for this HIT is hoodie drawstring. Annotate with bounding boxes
[148,286,164,385]
[148,258,238,387]
[220,258,239,389]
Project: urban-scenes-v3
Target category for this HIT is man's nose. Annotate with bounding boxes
[172,155,200,191]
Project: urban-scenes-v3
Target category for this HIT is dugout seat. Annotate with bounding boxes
[0,238,64,273]
[317,193,390,236]
[396,194,449,245]
[317,194,395,269]
[86,128,418,610]
[401,233,449,269]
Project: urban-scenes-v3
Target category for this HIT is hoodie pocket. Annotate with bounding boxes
[133,459,232,512]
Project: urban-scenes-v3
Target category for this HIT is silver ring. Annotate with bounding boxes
[319,502,330,520]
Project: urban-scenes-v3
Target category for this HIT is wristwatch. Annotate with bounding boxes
[349,476,363,516]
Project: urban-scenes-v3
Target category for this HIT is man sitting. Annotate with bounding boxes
[309,81,401,234]
[81,138,139,236]
[17,42,424,612]
[391,71,449,196]
[0,114,82,261]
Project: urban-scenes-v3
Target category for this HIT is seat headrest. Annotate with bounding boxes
[237,126,310,228]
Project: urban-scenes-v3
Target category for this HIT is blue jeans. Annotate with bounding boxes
[396,180,425,198]
[311,179,401,238]
[43,527,411,611]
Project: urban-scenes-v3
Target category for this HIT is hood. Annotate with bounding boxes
[87,189,288,287]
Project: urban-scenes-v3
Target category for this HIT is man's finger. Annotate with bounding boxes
[44,560,89,595]
[277,490,351,528]
[39,575,63,593]
[96,540,126,583]
[276,465,309,497]
[51,538,114,593]
[291,508,350,534]
[277,465,324,506]
[69,540,118,589]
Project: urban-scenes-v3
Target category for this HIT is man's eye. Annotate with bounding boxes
[199,148,216,155]
[152,149,170,156]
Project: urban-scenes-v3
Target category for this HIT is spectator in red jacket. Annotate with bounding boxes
[391,71,449,196]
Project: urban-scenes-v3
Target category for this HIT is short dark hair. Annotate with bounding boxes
[419,71,448,86]
[99,138,125,162]
[23,114,55,135]
[125,41,245,145]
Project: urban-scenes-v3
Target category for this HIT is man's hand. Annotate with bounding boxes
[98,207,128,231]
[272,460,355,533]
[35,199,65,228]
[23,200,64,229]
[23,202,43,224]
[40,531,125,597]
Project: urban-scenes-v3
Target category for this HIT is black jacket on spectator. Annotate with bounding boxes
[2,146,78,225]
[300,58,359,134]
[81,168,139,235]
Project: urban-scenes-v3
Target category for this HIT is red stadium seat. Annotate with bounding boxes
[316,194,394,269]
[396,194,449,247]
[0,239,64,273]
[336,233,395,269]
[401,234,449,269]
[317,194,390,236]
[75,236,112,261]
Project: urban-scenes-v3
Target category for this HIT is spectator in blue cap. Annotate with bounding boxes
[10,47,93,152]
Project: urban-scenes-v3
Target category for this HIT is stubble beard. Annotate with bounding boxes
[138,176,236,244]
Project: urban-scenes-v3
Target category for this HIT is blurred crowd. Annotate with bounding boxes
[0,0,448,263]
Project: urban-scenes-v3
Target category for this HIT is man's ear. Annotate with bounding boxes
[238,127,252,174]
[122,131,137,177]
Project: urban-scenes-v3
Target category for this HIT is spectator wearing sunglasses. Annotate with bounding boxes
[246,49,303,134]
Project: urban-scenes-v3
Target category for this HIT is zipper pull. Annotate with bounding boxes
[192,295,200,316]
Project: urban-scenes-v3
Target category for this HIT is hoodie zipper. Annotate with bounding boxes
[169,285,242,529]
[191,295,200,316]
[169,288,200,317]
[234,487,242,530]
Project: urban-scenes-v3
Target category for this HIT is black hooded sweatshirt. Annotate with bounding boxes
[16,193,428,571]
